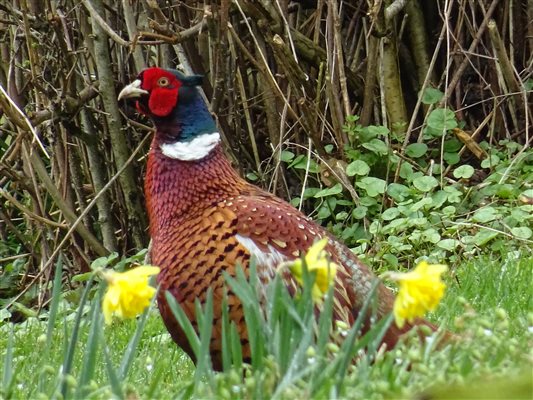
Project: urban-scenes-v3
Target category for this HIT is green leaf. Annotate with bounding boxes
[0,309,11,322]
[422,229,441,244]
[365,125,390,137]
[481,154,500,169]
[337,199,354,206]
[289,197,300,207]
[381,207,400,221]
[399,163,414,181]
[324,144,334,153]
[413,176,439,192]
[382,218,408,233]
[90,253,118,270]
[472,207,500,223]
[427,108,458,134]
[289,155,320,173]
[387,183,411,202]
[317,204,331,219]
[46,258,64,348]
[442,205,456,216]
[411,197,433,211]
[422,87,444,104]
[520,189,533,199]
[382,253,399,267]
[71,272,93,282]
[246,172,259,181]
[61,276,95,398]
[524,78,533,91]
[444,138,463,152]
[335,211,349,221]
[473,229,499,246]
[510,227,532,239]
[362,139,389,155]
[405,143,428,158]
[103,345,124,399]
[76,287,103,398]
[444,185,463,203]
[356,177,387,197]
[453,165,475,179]
[280,150,295,162]
[165,292,201,356]
[119,303,152,380]
[431,190,448,209]
[437,238,459,250]
[302,187,321,198]
[352,206,368,219]
[360,196,378,207]
[2,326,14,396]
[346,160,370,176]
[314,183,343,198]
[444,152,460,165]
[495,184,515,199]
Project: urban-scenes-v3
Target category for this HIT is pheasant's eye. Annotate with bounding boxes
[158,77,170,87]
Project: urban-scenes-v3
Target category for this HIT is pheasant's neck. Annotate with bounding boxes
[145,141,245,237]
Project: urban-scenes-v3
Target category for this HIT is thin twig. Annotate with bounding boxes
[0,189,68,229]
[81,0,129,46]
[0,82,50,158]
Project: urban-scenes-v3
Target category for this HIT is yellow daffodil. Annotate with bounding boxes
[388,260,448,328]
[102,266,160,324]
[288,238,338,302]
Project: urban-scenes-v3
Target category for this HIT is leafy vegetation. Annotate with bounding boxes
[280,99,532,271]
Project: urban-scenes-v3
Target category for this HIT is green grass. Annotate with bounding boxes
[1,254,531,399]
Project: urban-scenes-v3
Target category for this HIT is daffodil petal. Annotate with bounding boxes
[101,266,159,324]
[305,238,328,265]
[391,260,448,327]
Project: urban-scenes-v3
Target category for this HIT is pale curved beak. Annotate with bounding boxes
[117,79,148,101]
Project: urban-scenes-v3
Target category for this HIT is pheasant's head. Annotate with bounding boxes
[118,67,218,161]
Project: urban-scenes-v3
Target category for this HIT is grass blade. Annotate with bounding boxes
[60,275,95,398]
[46,256,63,348]
[118,299,152,380]
[193,290,214,386]
[333,279,381,395]
[165,291,201,357]
[2,326,14,397]
[76,284,104,398]
[220,295,232,372]
[103,344,124,399]
[229,321,243,370]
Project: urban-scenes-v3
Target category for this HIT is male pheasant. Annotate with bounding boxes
[118,67,437,369]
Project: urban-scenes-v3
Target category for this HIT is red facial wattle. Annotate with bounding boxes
[138,68,182,117]
[148,87,179,117]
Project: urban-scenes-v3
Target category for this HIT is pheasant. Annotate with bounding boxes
[118,67,438,369]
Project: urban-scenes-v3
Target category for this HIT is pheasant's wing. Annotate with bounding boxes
[222,192,392,322]
[223,191,426,345]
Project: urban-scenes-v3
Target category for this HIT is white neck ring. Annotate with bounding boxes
[160,132,221,161]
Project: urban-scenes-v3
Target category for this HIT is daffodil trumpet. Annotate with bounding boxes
[279,238,338,303]
[384,261,448,328]
[98,265,160,324]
